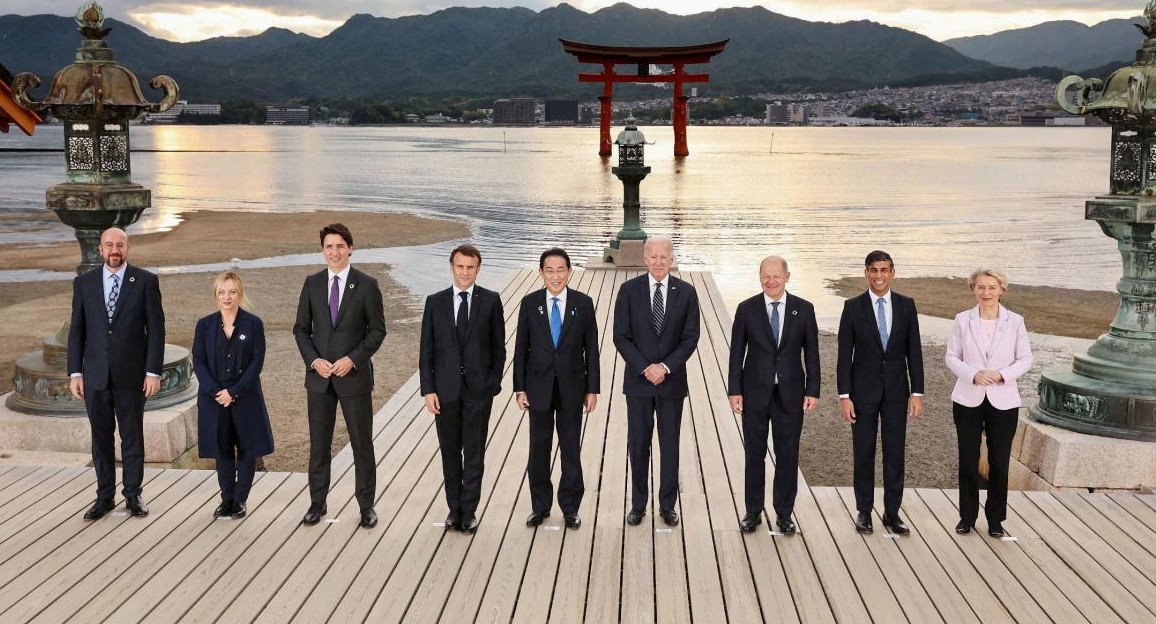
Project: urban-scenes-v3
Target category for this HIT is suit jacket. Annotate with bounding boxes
[192,308,275,458]
[419,285,506,402]
[945,305,1033,410]
[513,287,600,409]
[612,273,700,398]
[68,263,165,392]
[292,266,387,396]
[727,292,820,412]
[836,290,924,406]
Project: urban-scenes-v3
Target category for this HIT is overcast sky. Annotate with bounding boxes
[11,0,1144,42]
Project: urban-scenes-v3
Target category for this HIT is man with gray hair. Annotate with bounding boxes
[727,255,819,534]
[613,236,700,527]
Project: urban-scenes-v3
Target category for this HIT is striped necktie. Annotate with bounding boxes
[652,282,665,336]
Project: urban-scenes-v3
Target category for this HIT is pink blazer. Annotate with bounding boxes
[945,305,1033,409]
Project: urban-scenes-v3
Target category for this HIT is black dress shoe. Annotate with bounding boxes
[882,514,910,535]
[445,512,461,531]
[459,515,479,534]
[739,512,762,533]
[360,507,378,528]
[302,503,327,526]
[776,515,797,535]
[126,495,149,517]
[955,520,973,534]
[855,512,873,533]
[564,513,581,529]
[626,508,646,526]
[232,502,247,518]
[526,510,551,527]
[659,508,679,527]
[83,498,115,521]
[988,522,1005,538]
[214,501,234,517]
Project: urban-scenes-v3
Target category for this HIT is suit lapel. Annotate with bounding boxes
[556,290,581,347]
[109,265,135,326]
[968,307,987,364]
[777,295,794,350]
[333,270,357,328]
[464,289,483,344]
[861,293,884,352]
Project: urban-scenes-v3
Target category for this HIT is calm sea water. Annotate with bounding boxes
[0,124,1117,321]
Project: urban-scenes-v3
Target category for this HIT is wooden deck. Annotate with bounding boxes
[1,268,1155,623]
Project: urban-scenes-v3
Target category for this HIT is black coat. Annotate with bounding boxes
[836,291,925,406]
[612,274,700,398]
[513,287,600,409]
[292,267,387,396]
[192,308,275,459]
[728,292,820,412]
[419,285,506,402]
[67,263,165,391]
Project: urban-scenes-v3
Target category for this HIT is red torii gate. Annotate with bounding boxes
[560,38,728,158]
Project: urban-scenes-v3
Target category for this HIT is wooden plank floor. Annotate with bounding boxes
[1,268,1155,623]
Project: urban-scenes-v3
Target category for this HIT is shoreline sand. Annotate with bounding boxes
[0,214,1116,483]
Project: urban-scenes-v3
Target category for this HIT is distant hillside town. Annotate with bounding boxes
[131,77,1094,128]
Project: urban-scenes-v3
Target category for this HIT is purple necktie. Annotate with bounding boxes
[330,275,341,325]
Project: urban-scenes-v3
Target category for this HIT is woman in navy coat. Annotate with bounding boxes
[193,271,275,518]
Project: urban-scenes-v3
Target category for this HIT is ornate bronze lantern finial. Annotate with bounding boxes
[75,0,109,39]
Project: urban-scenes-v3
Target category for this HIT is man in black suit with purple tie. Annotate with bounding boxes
[293,223,387,529]
[837,250,924,535]
[728,255,819,535]
[613,236,700,527]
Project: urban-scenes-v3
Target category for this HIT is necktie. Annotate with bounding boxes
[550,296,562,348]
[876,297,889,350]
[456,291,470,345]
[652,282,665,336]
[770,301,781,346]
[330,275,341,326]
[106,273,120,322]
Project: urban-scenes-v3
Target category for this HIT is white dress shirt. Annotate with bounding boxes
[327,264,352,310]
[453,283,475,322]
[546,286,568,318]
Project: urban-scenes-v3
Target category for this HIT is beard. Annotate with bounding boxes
[105,254,124,268]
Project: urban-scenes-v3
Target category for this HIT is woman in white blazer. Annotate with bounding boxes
[945,268,1032,538]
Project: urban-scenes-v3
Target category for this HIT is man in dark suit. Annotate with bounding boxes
[514,247,599,530]
[420,244,506,534]
[68,227,165,520]
[293,223,386,529]
[728,255,819,535]
[837,250,924,535]
[613,236,700,527]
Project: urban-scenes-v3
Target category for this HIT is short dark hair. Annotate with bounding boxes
[539,247,571,269]
[864,250,893,269]
[320,223,353,247]
[450,244,482,265]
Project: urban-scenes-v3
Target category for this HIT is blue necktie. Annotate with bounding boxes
[876,297,889,350]
[550,296,562,348]
[652,282,665,336]
[770,301,781,346]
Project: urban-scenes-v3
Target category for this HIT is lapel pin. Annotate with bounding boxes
[129,276,136,283]
[239,334,247,341]
[538,305,544,315]
[791,310,798,316]
[349,283,355,290]
[570,309,576,317]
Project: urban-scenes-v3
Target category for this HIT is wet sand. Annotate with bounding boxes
[0,211,468,472]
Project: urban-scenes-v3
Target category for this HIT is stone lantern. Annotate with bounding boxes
[602,117,652,266]
[1043,1,1156,441]
[6,0,194,415]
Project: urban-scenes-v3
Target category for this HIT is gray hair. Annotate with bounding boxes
[643,235,674,254]
[760,255,789,274]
